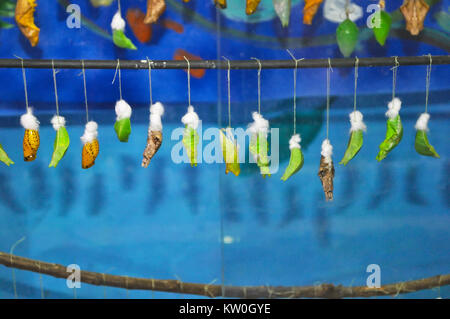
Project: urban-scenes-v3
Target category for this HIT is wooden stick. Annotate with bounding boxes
[0,251,448,298]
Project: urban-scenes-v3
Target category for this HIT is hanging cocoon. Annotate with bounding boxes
[340,110,366,165]
[376,97,403,161]
[0,143,14,166]
[248,112,270,177]
[81,121,99,169]
[281,134,304,181]
[414,113,439,158]
[220,127,240,176]
[246,0,261,15]
[318,139,334,201]
[15,0,40,47]
[273,0,291,27]
[336,18,359,57]
[181,106,200,167]
[114,99,132,142]
[21,108,40,162]
[49,116,70,168]
[372,1,391,46]
[142,102,165,167]
[144,0,166,24]
[111,11,137,50]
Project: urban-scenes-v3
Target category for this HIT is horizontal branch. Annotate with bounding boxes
[0,252,448,298]
[0,56,448,70]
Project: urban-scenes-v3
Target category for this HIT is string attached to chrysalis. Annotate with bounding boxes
[247,57,270,177]
[376,56,403,161]
[414,54,440,158]
[142,58,165,167]
[112,59,133,142]
[219,57,240,176]
[80,60,99,169]
[181,56,200,167]
[111,0,137,50]
[318,58,335,201]
[48,60,70,168]
[18,56,40,162]
[340,56,367,166]
[281,50,304,181]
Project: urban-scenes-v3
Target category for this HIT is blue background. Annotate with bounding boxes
[0,0,448,299]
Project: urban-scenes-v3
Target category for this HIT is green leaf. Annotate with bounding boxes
[49,127,70,167]
[112,30,137,50]
[372,10,391,46]
[220,129,240,176]
[376,115,403,161]
[0,143,14,166]
[336,19,359,57]
[339,130,363,165]
[0,19,14,29]
[0,0,15,13]
[415,130,440,158]
[114,117,131,142]
[280,147,303,181]
[182,125,199,167]
[249,132,270,177]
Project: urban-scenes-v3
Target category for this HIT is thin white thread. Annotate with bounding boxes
[391,56,399,100]
[117,0,121,12]
[183,56,191,107]
[15,56,29,112]
[354,56,359,111]
[112,59,122,100]
[52,60,60,118]
[286,50,304,134]
[222,56,232,128]
[10,236,26,299]
[146,57,153,106]
[251,57,262,114]
[326,58,333,140]
[81,60,89,123]
[425,54,432,114]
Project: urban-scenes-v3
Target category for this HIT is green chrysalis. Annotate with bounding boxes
[336,18,359,57]
[414,113,439,158]
[114,117,131,142]
[340,130,363,165]
[415,130,440,158]
[376,115,403,161]
[220,129,240,176]
[372,10,391,46]
[49,127,70,168]
[249,132,270,177]
[281,148,303,181]
[182,125,199,167]
[113,30,137,50]
[0,143,14,166]
[281,134,303,181]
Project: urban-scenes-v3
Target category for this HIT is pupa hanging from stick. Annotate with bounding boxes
[21,108,40,162]
[81,121,99,169]
[248,112,271,177]
[49,115,70,168]
[318,139,334,201]
[15,0,40,47]
[142,102,165,167]
[181,106,200,167]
